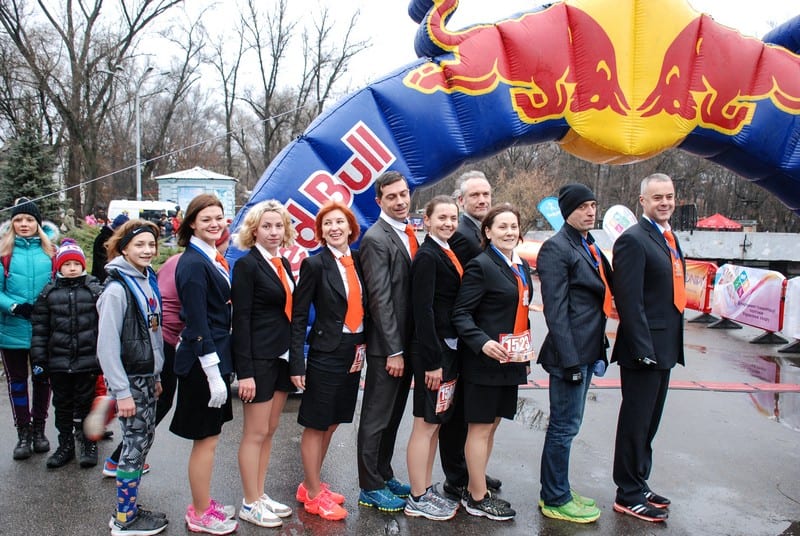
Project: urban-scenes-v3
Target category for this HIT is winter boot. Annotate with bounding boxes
[46,433,75,468]
[31,419,50,453]
[79,434,98,468]
[12,424,33,460]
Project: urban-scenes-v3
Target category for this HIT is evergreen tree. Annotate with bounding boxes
[0,118,61,223]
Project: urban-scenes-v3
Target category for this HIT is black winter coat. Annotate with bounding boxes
[30,274,103,374]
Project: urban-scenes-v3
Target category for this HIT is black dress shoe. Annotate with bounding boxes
[644,491,671,508]
[613,501,668,522]
[485,474,502,491]
[443,480,466,500]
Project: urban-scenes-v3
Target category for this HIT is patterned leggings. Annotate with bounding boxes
[1,348,51,428]
[118,376,157,473]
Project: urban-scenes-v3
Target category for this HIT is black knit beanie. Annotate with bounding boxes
[557,184,596,219]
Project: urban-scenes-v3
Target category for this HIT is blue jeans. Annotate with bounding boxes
[539,364,593,506]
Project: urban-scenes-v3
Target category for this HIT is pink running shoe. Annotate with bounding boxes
[84,395,116,441]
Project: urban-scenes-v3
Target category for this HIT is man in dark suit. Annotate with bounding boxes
[356,171,415,512]
[611,173,685,523]
[537,184,610,523]
[442,170,502,499]
[449,170,492,265]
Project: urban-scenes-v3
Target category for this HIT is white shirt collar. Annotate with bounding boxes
[642,215,670,233]
[429,235,450,249]
[379,211,408,231]
[190,235,217,260]
[326,244,352,259]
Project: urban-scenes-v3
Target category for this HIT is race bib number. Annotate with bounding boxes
[349,344,366,373]
[435,378,457,414]
[499,330,534,362]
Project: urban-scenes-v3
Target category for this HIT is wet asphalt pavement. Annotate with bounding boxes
[1,312,799,536]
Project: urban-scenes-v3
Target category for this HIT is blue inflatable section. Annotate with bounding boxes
[228,0,800,269]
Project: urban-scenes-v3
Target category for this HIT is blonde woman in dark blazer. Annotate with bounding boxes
[231,200,296,528]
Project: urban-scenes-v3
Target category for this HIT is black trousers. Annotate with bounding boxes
[357,356,412,490]
[50,371,97,436]
[438,378,468,485]
[612,366,671,504]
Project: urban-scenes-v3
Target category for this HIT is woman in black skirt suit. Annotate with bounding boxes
[170,194,238,534]
[230,199,296,527]
[289,201,367,521]
[404,195,462,520]
[452,203,533,522]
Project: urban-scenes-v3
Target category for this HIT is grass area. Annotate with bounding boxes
[61,225,182,273]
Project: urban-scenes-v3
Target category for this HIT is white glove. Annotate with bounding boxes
[199,353,227,408]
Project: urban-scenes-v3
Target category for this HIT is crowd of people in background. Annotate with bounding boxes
[0,168,686,534]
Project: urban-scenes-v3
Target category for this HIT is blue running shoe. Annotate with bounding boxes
[358,487,405,512]
[385,477,411,498]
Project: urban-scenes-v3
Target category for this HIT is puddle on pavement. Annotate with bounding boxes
[736,354,800,432]
[514,397,548,430]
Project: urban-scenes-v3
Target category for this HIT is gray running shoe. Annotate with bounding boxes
[404,489,458,521]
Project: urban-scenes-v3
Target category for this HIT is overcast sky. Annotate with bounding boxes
[324,0,799,87]
[180,0,798,95]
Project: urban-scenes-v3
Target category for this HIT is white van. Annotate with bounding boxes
[107,200,178,223]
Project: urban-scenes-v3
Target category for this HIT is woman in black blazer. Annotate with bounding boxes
[451,203,533,522]
[405,195,462,520]
[170,194,238,535]
[289,201,366,521]
[230,200,296,527]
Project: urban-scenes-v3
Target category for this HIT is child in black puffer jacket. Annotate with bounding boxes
[30,238,103,468]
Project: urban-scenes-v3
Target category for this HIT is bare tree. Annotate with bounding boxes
[0,0,182,214]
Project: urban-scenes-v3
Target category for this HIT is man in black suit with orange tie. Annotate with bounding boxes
[611,173,685,523]
[356,171,416,512]
[442,170,502,499]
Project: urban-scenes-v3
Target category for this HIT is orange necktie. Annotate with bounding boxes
[663,230,686,313]
[215,252,230,274]
[404,225,419,259]
[588,243,613,317]
[339,255,363,332]
[270,257,292,321]
[513,265,529,334]
[442,247,463,278]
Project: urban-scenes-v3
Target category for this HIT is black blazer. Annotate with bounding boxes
[452,247,531,386]
[174,244,233,377]
[410,236,461,372]
[611,218,685,369]
[359,217,413,359]
[289,247,367,376]
[537,224,612,369]
[449,215,482,266]
[231,248,294,379]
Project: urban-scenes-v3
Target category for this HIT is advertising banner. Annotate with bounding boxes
[712,264,785,332]
[685,260,717,313]
[783,277,800,339]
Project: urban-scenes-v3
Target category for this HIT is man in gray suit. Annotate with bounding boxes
[356,171,416,512]
[537,183,611,523]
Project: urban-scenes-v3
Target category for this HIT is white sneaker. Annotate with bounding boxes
[259,493,292,518]
[239,500,282,528]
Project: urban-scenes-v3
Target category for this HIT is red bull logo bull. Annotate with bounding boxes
[639,14,800,135]
[404,1,629,123]
[404,0,800,160]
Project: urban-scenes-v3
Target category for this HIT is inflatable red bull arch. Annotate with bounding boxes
[228,0,800,267]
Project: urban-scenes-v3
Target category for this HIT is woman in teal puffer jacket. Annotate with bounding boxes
[0,198,56,460]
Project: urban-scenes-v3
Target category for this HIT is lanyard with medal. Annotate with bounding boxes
[127,273,161,332]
